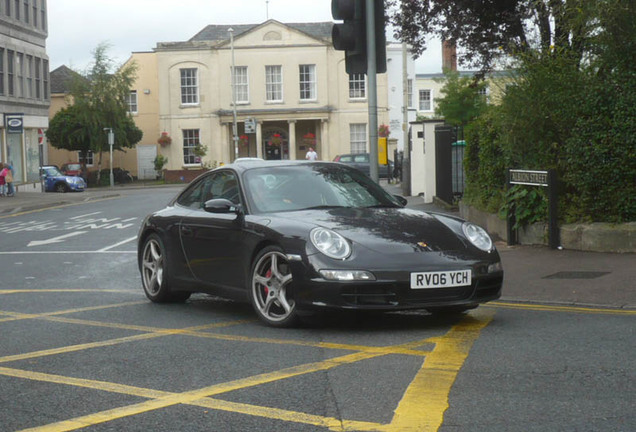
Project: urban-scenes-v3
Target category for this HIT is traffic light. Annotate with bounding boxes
[331,0,386,75]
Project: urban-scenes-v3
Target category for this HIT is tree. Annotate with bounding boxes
[387,0,597,72]
[46,43,142,180]
[434,70,487,127]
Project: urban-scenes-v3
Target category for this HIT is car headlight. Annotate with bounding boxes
[462,222,493,252]
[310,227,351,260]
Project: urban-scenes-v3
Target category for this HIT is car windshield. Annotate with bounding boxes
[243,164,401,214]
[43,166,63,177]
[66,164,81,170]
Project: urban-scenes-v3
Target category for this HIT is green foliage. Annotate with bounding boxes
[499,186,548,230]
[153,154,168,172]
[463,107,507,213]
[47,43,142,157]
[394,0,635,224]
[434,71,488,127]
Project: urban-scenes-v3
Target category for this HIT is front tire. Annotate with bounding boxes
[54,182,68,193]
[140,233,190,303]
[250,246,298,327]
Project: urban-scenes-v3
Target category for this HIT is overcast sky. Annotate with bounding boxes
[47,0,442,74]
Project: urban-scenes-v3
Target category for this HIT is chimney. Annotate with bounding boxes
[442,39,457,71]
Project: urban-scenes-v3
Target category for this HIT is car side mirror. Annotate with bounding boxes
[203,198,243,215]
[394,195,408,207]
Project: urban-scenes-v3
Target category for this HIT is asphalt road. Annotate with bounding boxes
[0,189,634,431]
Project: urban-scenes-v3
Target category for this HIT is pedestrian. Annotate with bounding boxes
[0,163,6,196]
[5,162,14,196]
[305,147,318,161]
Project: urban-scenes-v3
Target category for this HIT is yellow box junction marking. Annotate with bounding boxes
[2,289,492,431]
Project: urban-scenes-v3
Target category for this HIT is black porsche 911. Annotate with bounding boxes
[137,160,503,327]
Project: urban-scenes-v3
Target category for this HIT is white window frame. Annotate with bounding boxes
[265,65,283,102]
[349,123,367,154]
[128,90,138,114]
[299,64,316,101]
[78,150,94,167]
[233,66,249,104]
[180,68,199,105]
[183,129,201,165]
[348,74,366,100]
[419,89,432,112]
[407,79,413,107]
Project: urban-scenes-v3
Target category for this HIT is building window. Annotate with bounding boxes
[32,0,37,27]
[349,74,366,99]
[7,50,14,96]
[128,90,138,113]
[43,59,48,99]
[23,0,28,23]
[0,48,4,95]
[180,68,198,105]
[14,0,19,20]
[5,0,10,16]
[478,85,490,103]
[407,79,413,107]
[183,129,200,165]
[419,89,432,111]
[79,150,94,167]
[40,0,45,30]
[233,66,248,104]
[265,65,282,102]
[34,57,40,98]
[16,52,23,97]
[25,55,32,97]
[349,124,367,154]
[299,64,316,101]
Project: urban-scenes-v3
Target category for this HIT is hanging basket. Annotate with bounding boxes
[239,134,249,147]
[302,132,316,146]
[157,132,172,146]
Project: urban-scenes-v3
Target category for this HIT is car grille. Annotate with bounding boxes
[340,282,475,307]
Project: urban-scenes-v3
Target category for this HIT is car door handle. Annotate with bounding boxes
[180,225,193,237]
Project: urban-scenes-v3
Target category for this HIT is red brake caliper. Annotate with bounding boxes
[264,269,272,294]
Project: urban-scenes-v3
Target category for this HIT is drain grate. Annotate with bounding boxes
[542,271,610,280]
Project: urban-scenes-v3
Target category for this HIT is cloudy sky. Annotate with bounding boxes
[47,0,442,73]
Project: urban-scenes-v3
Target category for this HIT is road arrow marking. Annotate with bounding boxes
[27,231,87,247]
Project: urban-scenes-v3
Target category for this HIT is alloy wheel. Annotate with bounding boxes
[142,238,163,296]
[252,250,295,324]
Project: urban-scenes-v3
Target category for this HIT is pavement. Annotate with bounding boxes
[2,181,634,311]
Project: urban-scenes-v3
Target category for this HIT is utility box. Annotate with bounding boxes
[409,120,444,202]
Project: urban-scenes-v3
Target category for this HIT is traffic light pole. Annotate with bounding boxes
[366,0,379,182]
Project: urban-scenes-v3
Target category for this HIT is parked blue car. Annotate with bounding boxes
[41,165,86,193]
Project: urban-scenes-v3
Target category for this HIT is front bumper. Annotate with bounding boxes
[290,251,503,311]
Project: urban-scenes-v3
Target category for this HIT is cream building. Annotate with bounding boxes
[151,20,388,177]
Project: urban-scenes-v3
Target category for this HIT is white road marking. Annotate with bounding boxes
[70,212,102,220]
[98,236,138,252]
[27,231,87,247]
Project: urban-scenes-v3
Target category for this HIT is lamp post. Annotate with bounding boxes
[103,128,114,187]
[229,28,239,161]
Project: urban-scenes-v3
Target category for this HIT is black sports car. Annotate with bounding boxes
[138,160,503,327]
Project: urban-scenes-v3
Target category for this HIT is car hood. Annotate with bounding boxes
[269,207,467,253]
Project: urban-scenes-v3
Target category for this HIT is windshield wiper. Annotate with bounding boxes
[303,205,349,210]
[364,204,399,208]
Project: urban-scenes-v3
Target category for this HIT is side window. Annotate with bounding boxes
[176,178,206,209]
[339,155,353,162]
[353,154,368,163]
[176,172,239,209]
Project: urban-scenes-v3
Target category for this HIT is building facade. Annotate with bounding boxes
[0,0,49,189]
[151,20,388,176]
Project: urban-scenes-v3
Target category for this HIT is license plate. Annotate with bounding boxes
[410,270,472,289]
